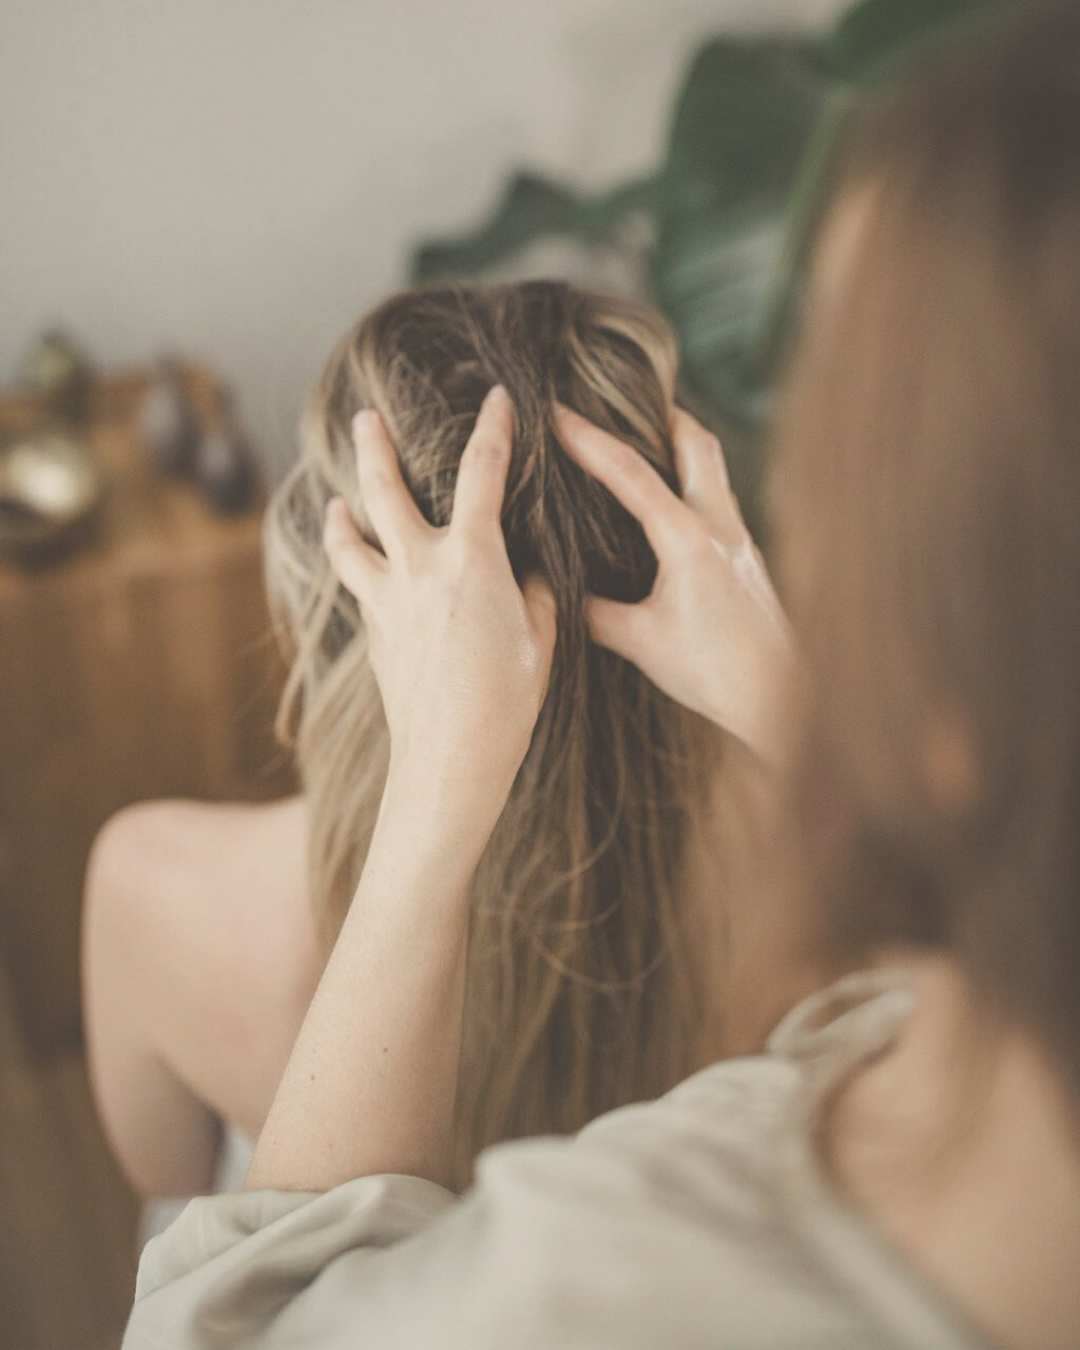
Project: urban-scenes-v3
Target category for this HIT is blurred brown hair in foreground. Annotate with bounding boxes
[767,0,1080,1094]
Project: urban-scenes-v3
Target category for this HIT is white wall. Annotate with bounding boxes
[0,0,847,473]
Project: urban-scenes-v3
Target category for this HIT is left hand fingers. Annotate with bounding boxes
[352,410,431,560]
[450,385,514,539]
[324,497,386,606]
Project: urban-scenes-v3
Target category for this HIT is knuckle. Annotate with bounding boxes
[365,467,396,499]
[700,432,728,478]
[679,519,715,561]
[394,537,419,573]
[681,417,724,461]
[719,487,748,539]
[619,609,657,665]
[448,516,487,553]
[400,529,442,576]
[322,521,347,562]
[629,604,659,651]
[445,533,479,573]
[687,425,721,455]
[611,445,644,477]
[610,609,642,655]
[463,432,508,469]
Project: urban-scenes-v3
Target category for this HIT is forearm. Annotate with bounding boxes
[707,645,800,772]
[245,766,497,1193]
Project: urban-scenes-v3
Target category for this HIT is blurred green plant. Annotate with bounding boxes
[412,0,1013,520]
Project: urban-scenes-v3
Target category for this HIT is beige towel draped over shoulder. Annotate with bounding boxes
[124,972,992,1350]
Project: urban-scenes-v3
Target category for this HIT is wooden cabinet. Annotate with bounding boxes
[0,367,296,1058]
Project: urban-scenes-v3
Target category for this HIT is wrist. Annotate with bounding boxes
[709,641,798,769]
[383,746,514,853]
[333,762,495,949]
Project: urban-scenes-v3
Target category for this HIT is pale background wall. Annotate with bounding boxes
[0,0,847,473]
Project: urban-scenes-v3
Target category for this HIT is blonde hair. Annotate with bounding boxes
[265,281,725,1180]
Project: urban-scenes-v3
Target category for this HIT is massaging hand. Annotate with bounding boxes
[554,403,795,764]
[324,386,557,811]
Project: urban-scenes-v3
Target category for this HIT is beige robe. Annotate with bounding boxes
[123,971,992,1349]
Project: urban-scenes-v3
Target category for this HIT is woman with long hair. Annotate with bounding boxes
[124,6,1080,1349]
[84,285,767,1196]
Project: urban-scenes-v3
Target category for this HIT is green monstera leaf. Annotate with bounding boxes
[414,174,658,282]
[651,38,828,425]
[411,0,1015,521]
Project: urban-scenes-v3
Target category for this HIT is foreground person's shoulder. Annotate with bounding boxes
[463,1055,851,1346]
[126,982,962,1349]
[488,1049,806,1224]
[121,1055,822,1350]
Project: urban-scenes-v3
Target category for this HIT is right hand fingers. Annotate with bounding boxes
[521,573,559,696]
[583,594,648,666]
[553,403,695,557]
[670,408,746,550]
[554,402,748,561]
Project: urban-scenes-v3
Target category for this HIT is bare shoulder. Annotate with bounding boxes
[85,795,323,1135]
[87,795,316,975]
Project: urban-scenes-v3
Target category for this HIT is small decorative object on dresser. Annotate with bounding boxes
[138,358,200,477]
[0,431,105,562]
[193,382,258,515]
[21,329,96,428]
[138,361,257,514]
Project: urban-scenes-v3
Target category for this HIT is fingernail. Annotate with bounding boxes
[352,409,379,440]
[483,384,509,409]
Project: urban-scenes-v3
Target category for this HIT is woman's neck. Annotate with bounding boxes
[826,954,1080,1350]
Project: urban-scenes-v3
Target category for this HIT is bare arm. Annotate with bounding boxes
[246,771,487,1190]
[246,387,555,1192]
